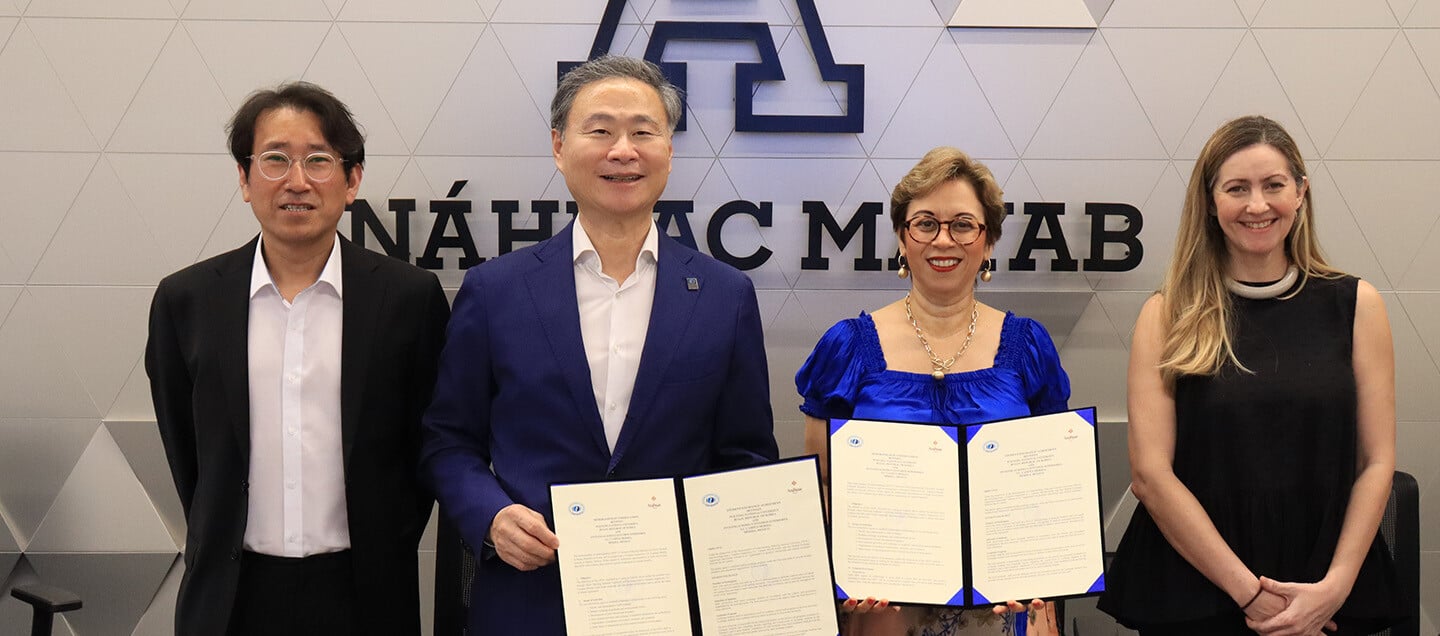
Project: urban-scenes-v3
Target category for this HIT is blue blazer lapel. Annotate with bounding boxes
[217,238,257,465]
[610,234,699,469]
[525,222,609,458]
[339,237,382,472]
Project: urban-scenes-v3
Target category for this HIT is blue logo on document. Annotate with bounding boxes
[559,0,864,133]
[703,494,719,507]
[847,435,863,448]
[568,502,585,515]
[983,441,999,453]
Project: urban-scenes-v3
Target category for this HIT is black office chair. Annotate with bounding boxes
[10,583,82,636]
[1376,470,1419,636]
[433,513,475,636]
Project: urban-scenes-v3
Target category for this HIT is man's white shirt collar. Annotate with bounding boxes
[572,220,659,270]
[250,235,344,300]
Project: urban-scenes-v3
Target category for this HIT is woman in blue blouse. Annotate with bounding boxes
[797,147,1071,636]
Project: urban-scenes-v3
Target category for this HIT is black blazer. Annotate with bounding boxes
[145,236,449,635]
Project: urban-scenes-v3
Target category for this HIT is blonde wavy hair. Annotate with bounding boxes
[1158,115,1343,384]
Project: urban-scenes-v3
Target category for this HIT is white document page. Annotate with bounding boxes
[551,478,693,636]
[829,419,965,605]
[682,458,838,636]
[965,410,1105,604]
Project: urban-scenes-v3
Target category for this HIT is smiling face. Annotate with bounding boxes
[1211,143,1306,278]
[552,77,673,222]
[900,178,990,299]
[240,106,360,255]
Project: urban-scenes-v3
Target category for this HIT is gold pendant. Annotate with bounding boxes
[932,370,945,380]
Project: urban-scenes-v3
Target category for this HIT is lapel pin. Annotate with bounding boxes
[686,277,700,291]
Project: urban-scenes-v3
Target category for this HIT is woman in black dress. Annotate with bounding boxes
[1097,116,1403,635]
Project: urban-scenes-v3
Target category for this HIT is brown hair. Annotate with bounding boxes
[1158,115,1342,383]
[889,146,1006,246]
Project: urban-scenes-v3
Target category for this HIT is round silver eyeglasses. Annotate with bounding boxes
[247,150,342,182]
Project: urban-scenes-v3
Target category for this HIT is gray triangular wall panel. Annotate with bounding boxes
[27,425,177,552]
[0,420,100,548]
[106,421,187,550]
[25,18,172,147]
[26,552,177,636]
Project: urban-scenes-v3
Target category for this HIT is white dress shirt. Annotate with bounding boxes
[573,221,659,452]
[244,237,349,557]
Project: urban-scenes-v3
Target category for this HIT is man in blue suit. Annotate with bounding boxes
[420,56,778,634]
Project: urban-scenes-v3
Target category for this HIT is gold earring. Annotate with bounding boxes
[979,261,992,283]
[897,256,910,279]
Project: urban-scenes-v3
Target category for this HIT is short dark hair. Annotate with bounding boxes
[551,56,683,134]
[227,81,365,182]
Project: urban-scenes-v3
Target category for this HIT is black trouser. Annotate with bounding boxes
[229,549,357,636]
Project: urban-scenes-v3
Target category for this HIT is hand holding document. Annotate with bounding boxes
[552,458,839,636]
[829,408,1106,608]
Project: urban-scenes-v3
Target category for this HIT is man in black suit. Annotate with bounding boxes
[145,82,449,635]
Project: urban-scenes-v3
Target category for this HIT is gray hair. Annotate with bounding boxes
[550,55,683,134]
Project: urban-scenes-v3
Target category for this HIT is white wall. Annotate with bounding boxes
[0,0,1436,633]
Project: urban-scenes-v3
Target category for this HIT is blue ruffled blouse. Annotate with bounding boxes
[796,312,1070,425]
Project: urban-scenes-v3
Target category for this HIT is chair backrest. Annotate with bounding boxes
[433,514,468,636]
[1375,470,1419,636]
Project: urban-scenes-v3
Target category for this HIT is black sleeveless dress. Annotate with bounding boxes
[1098,276,1402,633]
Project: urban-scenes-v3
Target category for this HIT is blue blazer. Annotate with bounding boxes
[421,221,778,635]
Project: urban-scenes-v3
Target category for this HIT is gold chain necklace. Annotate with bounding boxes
[905,293,978,381]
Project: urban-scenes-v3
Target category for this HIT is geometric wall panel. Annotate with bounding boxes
[1252,0,1400,27]
[27,158,171,286]
[129,555,180,636]
[1407,28,1440,93]
[1305,162,1389,287]
[24,0,174,18]
[1254,29,1396,153]
[0,23,97,152]
[1385,292,1440,423]
[1025,32,1167,159]
[106,364,158,423]
[417,28,555,156]
[822,0,945,26]
[954,28,1091,155]
[27,426,176,552]
[185,20,331,106]
[0,419,101,547]
[872,31,1014,159]
[1329,35,1440,160]
[182,0,329,20]
[25,286,153,419]
[1326,161,1440,286]
[1400,216,1440,291]
[131,555,181,630]
[1057,293,1130,420]
[1101,0,1246,27]
[1397,293,1440,378]
[949,0,1095,28]
[107,27,231,154]
[110,153,239,273]
[1175,33,1316,161]
[25,18,172,147]
[304,27,412,155]
[337,0,489,22]
[0,293,102,418]
[0,152,99,285]
[1103,27,1245,155]
[338,22,487,150]
[1410,0,1440,26]
[25,552,177,636]
[105,421,186,550]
